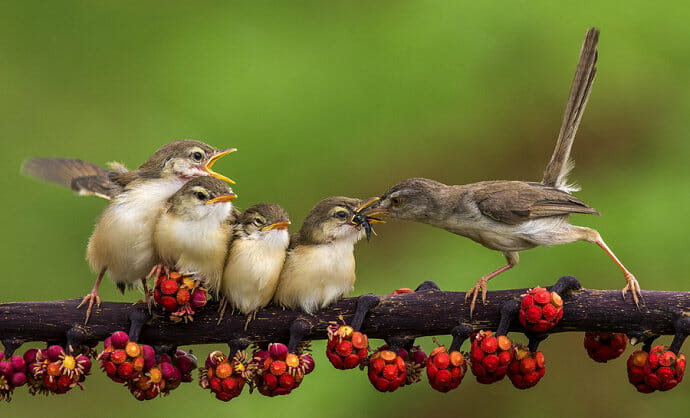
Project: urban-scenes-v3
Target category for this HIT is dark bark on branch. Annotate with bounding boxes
[1,276,689,353]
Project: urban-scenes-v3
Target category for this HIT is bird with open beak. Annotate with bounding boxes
[154,176,238,292]
[273,196,382,314]
[219,203,291,323]
[371,28,640,316]
[22,140,236,323]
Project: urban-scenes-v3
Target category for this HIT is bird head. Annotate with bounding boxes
[235,203,291,247]
[375,178,445,221]
[139,140,236,184]
[167,176,237,221]
[296,196,382,245]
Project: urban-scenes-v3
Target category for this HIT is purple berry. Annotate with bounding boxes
[110,331,130,349]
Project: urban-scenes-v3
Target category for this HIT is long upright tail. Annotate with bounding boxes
[542,27,599,192]
[21,157,117,200]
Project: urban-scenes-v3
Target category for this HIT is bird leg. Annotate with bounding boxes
[217,297,228,325]
[594,237,642,307]
[243,310,259,331]
[146,263,169,280]
[77,267,106,324]
[141,277,153,313]
[465,252,518,317]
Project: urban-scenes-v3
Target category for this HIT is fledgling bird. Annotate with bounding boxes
[219,203,291,322]
[153,176,238,291]
[373,28,641,314]
[22,140,236,323]
[273,197,381,314]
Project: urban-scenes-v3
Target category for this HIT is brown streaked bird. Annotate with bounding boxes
[153,176,238,292]
[22,140,236,323]
[373,28,641,315]
[273,197,382,314]
[219,203,291,323]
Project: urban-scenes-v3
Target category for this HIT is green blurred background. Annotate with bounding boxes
[2,1,689,416]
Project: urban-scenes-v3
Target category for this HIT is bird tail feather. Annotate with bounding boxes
[21,157,115,200]
[542,27,599,192]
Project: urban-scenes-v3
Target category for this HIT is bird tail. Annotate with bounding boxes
[542,27,599,192]
[21,157,116,200]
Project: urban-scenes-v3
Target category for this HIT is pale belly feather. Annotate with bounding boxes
[87,178,185,284]
[274,242,356,314]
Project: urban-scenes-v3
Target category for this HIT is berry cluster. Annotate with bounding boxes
[584,332,628,363]
[470,331,514,384]
[326,324,369,370]
[426,346,468,392]
[251,343,315,397]
[153,270,208,322]
[98,331,149,384]
[26,345,92,395]
[98,331,196,400]
[0,350,29,401]
[519,287,564,332]
[129,349,197,400]
[507,346,546,389]
[627,346,686,393]
[199,351,250,401]
[367,349,407,392]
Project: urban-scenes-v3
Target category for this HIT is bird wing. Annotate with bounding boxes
[21,157,122,200]
[473,181,599,225]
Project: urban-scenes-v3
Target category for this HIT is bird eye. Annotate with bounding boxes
[334,210,348,219]
[391,197,402,207]
[253,218,265,226]
[191,151,203,161]
[195,192,207,201]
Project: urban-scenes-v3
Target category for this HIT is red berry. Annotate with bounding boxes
[470,331,514,384]
[159,296,178,312]
[160,279,179,295]
[176,288,191,305]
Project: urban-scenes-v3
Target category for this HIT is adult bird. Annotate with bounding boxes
[372,28,640,315]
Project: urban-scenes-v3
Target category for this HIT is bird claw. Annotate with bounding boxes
[621,273,643,308]
[465,278,489,317]
[217,298,228,325]
[243,311,258,331]
[146,264,169,280]
[77,292,101,325]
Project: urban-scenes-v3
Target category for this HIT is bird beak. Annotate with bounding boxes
[262,220,291,231]
[352,196,387,223]
[205,193,238,204]
[203,148,237,184]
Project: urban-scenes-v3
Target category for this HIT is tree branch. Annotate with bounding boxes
[1,276,688,353]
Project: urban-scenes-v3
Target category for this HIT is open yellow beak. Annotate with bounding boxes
[354,196,380,213]
[353,196,387,223]
[262,220,291,231]
[204,148,237,184]
[205,193,238,205]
